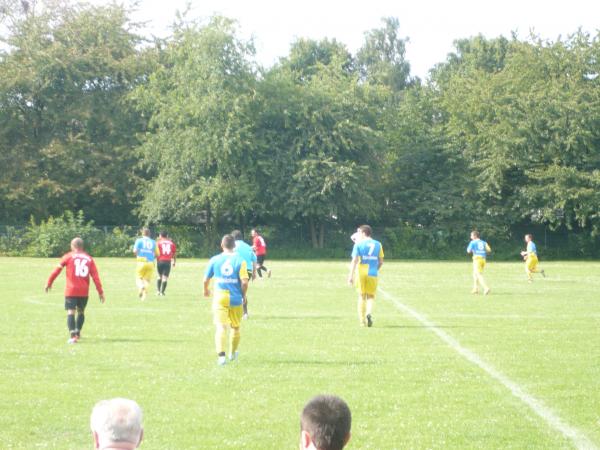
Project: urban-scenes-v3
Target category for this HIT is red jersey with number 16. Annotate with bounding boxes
[157,238,176,262]
[46,251,103,297]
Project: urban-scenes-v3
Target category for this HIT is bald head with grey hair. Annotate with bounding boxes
[90,398,143,449]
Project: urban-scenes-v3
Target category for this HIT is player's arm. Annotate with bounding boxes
[203,261,214,298]
[348,256,359,285]
[485,244,491,253]
[45,257,66,292]
[89,260,106,304]
[172,244,176,267]
[378,247,384,270]
[203,277,211,297]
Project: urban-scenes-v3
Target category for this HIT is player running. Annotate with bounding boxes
[204,234,250,365]
[251,228,271,278]
[133,228,158,301]
[520,234,545,282]
[156,231,176,296]
[467,230,491,295]
[348,225,384,327]
[232,230,257,319]
[45,237,105,343]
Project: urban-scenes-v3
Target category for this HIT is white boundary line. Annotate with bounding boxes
[378,287,597,450]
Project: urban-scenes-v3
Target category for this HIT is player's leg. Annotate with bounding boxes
[365,276,378,327]
[160,261,171,294]
[213,301,230,365]
[229,305,243,360]
[357,293,367,326]
[65,298,77,343]
[256,256,265,277]
[74,298,88,339]
[477,260,490,294]
[471,261,479,294]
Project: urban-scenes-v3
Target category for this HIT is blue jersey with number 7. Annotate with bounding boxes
[352,238,384,277]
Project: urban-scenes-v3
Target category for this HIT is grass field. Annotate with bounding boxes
[1,257,599,449]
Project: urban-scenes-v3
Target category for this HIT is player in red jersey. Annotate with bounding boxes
[251,228,271,278]
[156,230,176,296]
[45,237,105,343]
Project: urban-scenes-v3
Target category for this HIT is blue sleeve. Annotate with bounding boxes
[466,242,473,253]
[134,239,141,251]
[351,244,358,258]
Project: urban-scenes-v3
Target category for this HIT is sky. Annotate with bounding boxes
[106,0,599,79]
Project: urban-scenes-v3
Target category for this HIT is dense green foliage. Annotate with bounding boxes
[2,258,600,448]
[1,1,599,255]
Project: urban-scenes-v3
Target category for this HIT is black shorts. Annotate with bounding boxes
[157,260,172,277]
[65,297,88,311]
[257,255,266,265]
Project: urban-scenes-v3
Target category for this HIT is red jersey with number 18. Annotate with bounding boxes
[46,251,103,297]
[157,238,177,262]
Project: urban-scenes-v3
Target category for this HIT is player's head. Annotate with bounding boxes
[251,228,258,237]
[221,234,236,251]
[300,395,351,450]
[357,225,372,238]
[142,227,151,237]
[71,237,84,251]
[90,398,143,450]
[159,230,167,238]
[471,230,480,240]
[525,234,533,242]
[231,230,243,241]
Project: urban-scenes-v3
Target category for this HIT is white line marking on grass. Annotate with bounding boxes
[379,287,598,450]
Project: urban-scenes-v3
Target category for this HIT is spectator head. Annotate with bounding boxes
[90,398,143,449]
[221,234,236,251]
[300,395,351,450]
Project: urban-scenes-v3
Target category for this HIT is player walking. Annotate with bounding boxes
[45,237,105,343]
[520,234,545,282]
[251,228,271,278]
[348,225,384,327]
[467,230,491,295]
[156,231,176,296]
[232,230,257,319]
[204,234,250,365]
[133,228,158,301]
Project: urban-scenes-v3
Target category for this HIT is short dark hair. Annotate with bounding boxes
[231,230,243,240]
[221,234,235,250]
[301,395,351,450]
[159,230,167,238]
[471,230,480,238]
[358,225,372,237]
[525,233,533,240]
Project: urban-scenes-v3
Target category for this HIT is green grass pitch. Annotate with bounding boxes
[1,257,599,449]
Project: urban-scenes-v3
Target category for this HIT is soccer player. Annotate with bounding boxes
[520,234,545,282]
[251,228,271,278]
[466,230,491,295]
[347,225,384,327]
[232,229,257,319]
[203,234,249,365]
[45,237,105,343]
[156,231,176,296]
[133,227,158,301]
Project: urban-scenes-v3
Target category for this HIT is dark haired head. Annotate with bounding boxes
[358,225,372,237]
[301,395,351,450]
[231,230,243,241]
[221,234,236,250]
[159,231,167,238]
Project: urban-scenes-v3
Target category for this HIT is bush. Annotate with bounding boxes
[24,211,102,257]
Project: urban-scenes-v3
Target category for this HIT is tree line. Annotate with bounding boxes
[1,1,598,255]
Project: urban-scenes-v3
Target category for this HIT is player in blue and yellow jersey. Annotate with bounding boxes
[204,234,249,365]
[520,234,546,282]
[232,230,257,320]
[466,230,491,295]
[133,227,159,301]
[348,225,384,327]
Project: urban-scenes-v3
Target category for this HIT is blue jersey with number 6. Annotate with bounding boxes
[352,238,384,277]
[205,253,248,306]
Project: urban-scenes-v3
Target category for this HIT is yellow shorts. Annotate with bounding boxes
[526,255,539,271]
[136,262,154,281]
[356,273,378,296]
[473,257,486,274]
[213,297,243,328]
